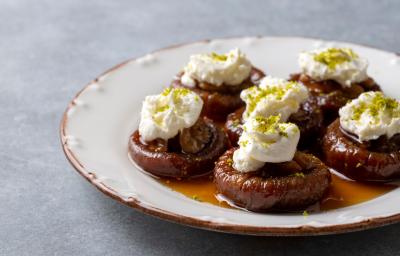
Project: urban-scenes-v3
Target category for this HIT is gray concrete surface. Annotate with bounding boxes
[1,0,400,255]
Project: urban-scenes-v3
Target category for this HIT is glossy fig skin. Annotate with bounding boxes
[214,148,331,212]
[224,107,245,147]
[171,67,265,120]
[290,73,381,125]
[224,98,323,149]
[129,118,228,178]
[322,119,400,182]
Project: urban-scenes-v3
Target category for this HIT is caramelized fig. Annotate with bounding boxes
[290,73,381,125]
[323,119,400,182]
[129,117,227,178]
[172,67,265,120]
[224,97,323,150]
[214,148,331,212]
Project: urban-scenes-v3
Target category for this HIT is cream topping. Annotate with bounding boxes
[180,48,252,87]
[233,115,300,173]
[299,47,368,87]
[339,91,400,141]
[240,76,308,122]
[138,88,203,142]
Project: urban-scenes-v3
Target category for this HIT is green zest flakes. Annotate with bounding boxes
[232,119,240,127]
[155,104,169,113]
[154,87,194,125]
[303,210,309,217]
[351,101,367,121]
[210,52,228,61]
[172,88,191,101]
[252,115,293,137]
[351,92,400,122]
[294,172,305,178]
[313,48,358,69]
[242,86,262,115]
[239,139,249,147]
[162,87,193,103]
[161,87,172,96]
[253,115,281,134]
[192,195,201,201]
[243,82,299,118]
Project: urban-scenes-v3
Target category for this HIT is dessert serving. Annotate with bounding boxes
[172,48,265,120]
[225,76,323,148]
[323,91,400,182]
[215,115,331,211]
[290,47,381,125]
[128,46,398,213]
[129,87,227,178]
[62,36,400,235]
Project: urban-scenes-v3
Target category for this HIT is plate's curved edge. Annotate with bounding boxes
[60,35,400,236]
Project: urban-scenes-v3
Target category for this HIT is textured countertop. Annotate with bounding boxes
[1,0,400,255]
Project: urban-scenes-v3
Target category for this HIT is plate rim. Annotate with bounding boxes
[60,35,400,236]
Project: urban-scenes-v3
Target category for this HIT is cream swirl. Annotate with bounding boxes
[339,91,400,141]
[240,76,308,121]
[139,88,203,141]
[299,47,368,87]
[180,48,252,87]
[233,115,300,173]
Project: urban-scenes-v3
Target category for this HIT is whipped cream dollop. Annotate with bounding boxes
[232,115,300,173]
[240,76,308,121]
[139,88,203,142]
[180,48,252,87]
[339,91,400,141]
[299,47,368,87]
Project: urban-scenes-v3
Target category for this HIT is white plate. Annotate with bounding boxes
[61,36,400,236]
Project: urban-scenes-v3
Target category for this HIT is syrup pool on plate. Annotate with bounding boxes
[160,173,397,211]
